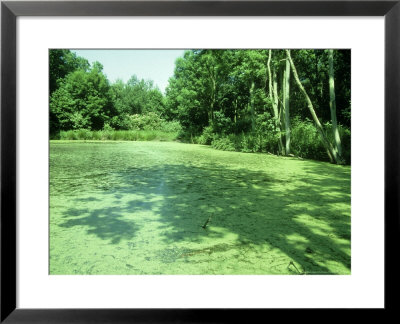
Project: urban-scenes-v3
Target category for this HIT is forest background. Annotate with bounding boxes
[50,49,350,164]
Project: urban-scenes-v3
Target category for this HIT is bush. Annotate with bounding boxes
[203,115,351,164]
[198,126,215,145]
[290,117,351,163]
[202,112,282,154]
[91,131,102,140]
[159,120,182,133]
[97,123,113,140]
[239,133,259,153]
[211,136,236,151]
[128,112,164,130]
[60,129,92,140]
[59,130,77,140]
[211,111,232,134]
[57,129,179,142]
[290,118,327,161]
[324,122,351,164]
[109,114,132,130]
[110,112,183,136]
[254,112,281,154]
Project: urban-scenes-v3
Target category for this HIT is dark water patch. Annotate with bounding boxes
[60,206,138,244]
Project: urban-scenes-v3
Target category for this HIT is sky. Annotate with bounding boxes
[72,49,186,93]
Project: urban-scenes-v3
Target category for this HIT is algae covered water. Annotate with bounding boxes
[50,141,351,274]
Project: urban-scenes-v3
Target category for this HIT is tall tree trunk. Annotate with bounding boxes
[286,49,339,163]
[284,58,291,155]
[210,76,216,122]
[204,53,216,123]
[249,81,255,132]
[267,50,285,155]
[274,70,285,155]
[233,98,238,125]
[328,49,343,160]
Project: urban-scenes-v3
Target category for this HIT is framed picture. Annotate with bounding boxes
[1,0,398,321]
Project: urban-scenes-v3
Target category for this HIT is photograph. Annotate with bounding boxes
[49,49,351,275]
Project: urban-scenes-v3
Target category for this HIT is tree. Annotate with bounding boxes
[49,49,351,163]
[49,49,89,95]
[267,50,284,155]
[165,51,210,135]
[231,50,267,133]
[199,50,218,122]
[328,49,343,159]
[286,49,342,164]
[283,58,291,155]
[50,61,114,132]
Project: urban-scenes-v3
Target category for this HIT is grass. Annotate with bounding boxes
[50,141,351,275]
[55,129,179,142]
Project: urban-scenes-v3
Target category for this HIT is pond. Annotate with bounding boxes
[50,141,351,274]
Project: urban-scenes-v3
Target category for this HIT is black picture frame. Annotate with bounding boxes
[1,0,398,322]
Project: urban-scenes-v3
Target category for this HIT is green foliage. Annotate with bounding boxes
[50,63,114,133]
[210,111,232,134]
[290,118,327,161]
[289,118,351,162]
[289,49,351,128]
[238,133,259,153]
[254,112,281,153]
[198,126,215,145]
[49,87,76,132]
[55,117,180,142]
[50,49,351,164]
[211,136,236,151]
[109,76,165,119]
[324,122,351,164]
[208,133,267,154]
[111,112,183,134]
[165,50,271,135]
[127,112,163,130]
[159,120,182,133]
[200,112,280,154]
[201,115,351,162]
[57,129,179,142]
[49,49,89,95]
[164,49,350,163]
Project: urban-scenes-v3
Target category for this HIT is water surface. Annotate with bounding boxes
[50,141,351,274]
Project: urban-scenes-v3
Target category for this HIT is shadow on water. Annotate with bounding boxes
[59,159,351,274]
[60,206,138,244]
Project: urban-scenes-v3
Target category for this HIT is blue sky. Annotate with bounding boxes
[72,49,186,93]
